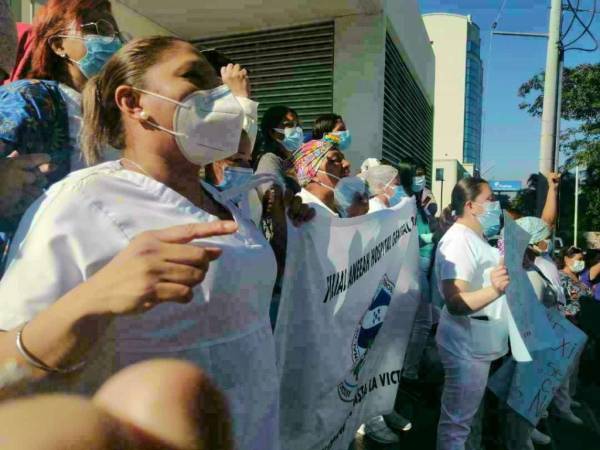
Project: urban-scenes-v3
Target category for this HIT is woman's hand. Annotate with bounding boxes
[83,221,238,316]
[284,189,315,227]
[221,63,250,98]
[490,260,510,296]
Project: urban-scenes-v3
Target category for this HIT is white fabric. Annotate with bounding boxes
[435,223,509,361]
[275,198,420,450]
[368,197,387,213]
[0,161,279,450]
[298,187,337,215]
[236,96,259,150]
[437,344,491,450]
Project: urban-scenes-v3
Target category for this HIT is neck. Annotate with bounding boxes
[456,215,484,237]
[563,267,578,279]
[306,182,336,210]
[67,66,87,92]
[121,149,203,201]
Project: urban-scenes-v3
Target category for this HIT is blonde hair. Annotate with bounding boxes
[81,36,188,165]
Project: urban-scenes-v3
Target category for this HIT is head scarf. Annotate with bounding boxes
[516,216,551,245]
[293,139,334,186]
[364,165,398,196]
[0,0,18,79]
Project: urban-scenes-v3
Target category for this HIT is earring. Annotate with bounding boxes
[139,110,149,120]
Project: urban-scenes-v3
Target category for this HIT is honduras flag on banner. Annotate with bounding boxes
[275,198,421,450]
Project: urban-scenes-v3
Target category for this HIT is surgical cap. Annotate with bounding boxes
[293,139,334,186]
[516,216,551,245]
[364,165,398,196]
[334,176,369,216]
[0,0,18,77]
[360,158,381,174]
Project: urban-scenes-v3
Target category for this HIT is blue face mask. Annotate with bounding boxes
[412,176,426,193]
[73,35,122,79]
[386,185,407,207]
[476,201,502,238]
[274,126,304,152]
[216,166,253,203]
[328,130,352,150]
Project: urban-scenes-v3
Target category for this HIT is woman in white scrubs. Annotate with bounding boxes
[434,177,510,450]
[0,36,282,450]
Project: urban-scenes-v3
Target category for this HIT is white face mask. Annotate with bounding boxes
[569,259,585,273]
[134,85,244,166]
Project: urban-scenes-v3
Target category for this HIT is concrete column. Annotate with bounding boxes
[333,13,386,174]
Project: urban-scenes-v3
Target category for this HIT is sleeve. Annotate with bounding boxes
[235,97,258,151]
[0,85,36,156]
[0,185,129,330]
[438,235,477,283]
[255,153,285,197]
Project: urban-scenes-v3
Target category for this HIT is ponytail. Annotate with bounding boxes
[81,76,109,165]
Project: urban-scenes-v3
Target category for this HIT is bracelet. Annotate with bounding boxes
[15,322,87,374]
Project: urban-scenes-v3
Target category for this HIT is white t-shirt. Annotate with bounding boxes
[0,161,279,450]
[434,223,508,360]
[368,197,387,213]
[535,255,567,306]
[298,188,337,216]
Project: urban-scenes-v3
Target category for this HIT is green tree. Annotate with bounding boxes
[516,63,600,239]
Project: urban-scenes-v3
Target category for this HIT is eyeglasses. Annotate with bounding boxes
[53,19,127,43]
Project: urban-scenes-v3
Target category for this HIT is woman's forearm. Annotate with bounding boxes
[0,281,114,379]
[447,286,502,316]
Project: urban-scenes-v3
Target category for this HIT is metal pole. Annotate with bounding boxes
[574,165,579,247]
[539,0,563,174]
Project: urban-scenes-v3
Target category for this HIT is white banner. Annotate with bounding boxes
[488,215,587,426]
[275,198,421,450]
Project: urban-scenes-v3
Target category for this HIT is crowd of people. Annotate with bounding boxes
[0,1,599,449]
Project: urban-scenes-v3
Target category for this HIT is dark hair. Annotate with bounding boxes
[438,177,490,234]
[312,113,343,139]
[557,246,584,270]
[396,162,415,197]
[82,36,189,164]
[415,166,426,176]
[257,105,298,156]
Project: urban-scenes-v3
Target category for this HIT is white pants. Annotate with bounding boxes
[403,268,433,379]
[437,345,491,450]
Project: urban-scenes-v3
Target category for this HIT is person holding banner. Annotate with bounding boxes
[365,164,410,213]
[333,176,370,218]
[434,177,510,450]
[293,138,351,215]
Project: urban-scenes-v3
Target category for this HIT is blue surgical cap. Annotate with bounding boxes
[516,216,551,245]
[334,176,369,217]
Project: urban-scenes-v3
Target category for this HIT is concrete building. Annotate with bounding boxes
[423,13,484,209]
[11,0,435,177]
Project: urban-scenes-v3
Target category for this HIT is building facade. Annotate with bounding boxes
[423,13,484,209]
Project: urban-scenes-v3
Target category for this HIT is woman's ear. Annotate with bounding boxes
[48,36,67,58]
[115,85,143,120]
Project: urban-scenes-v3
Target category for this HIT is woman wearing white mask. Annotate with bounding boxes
[434,177,510,450]
[0,36,282,450]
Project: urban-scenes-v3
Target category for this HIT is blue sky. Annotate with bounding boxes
[418,0,600,183]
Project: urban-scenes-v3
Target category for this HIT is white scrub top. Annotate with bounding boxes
[0,161,279,450]
[434,222,509,361]
[298,188,337,216]
[368,197,387,213]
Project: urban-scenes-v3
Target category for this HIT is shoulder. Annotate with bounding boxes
[256,152,283,171]
[0,79,61,100]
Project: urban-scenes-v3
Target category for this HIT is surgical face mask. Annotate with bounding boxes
[334,176,368,218]
[328,130,352,150]
[386,186,407,207]
[569,259,585,273]
[474,200,502,238]
[216,166,253,195]
[412,176,426,193]
[274,126,304,152]
[133,85,244,166]
[69,35,122,79]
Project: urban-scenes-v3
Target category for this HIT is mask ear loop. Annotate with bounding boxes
[132,87,188,137]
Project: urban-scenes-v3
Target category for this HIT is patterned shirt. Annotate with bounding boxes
[559,271,594,316]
